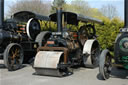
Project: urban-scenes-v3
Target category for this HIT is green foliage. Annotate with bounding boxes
[40,21,57,31]
[95,17,124,50]
[89,8,103,18]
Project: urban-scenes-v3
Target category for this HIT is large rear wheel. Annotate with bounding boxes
[4,43,24,71]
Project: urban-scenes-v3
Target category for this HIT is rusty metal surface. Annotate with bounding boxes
[37,47,69,64]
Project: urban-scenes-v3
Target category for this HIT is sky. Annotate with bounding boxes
[87,0,124,20]
[4,0,124,20]
[65,0,124,20]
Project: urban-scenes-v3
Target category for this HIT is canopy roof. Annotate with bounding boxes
[13,11,49,22]
[49,11,103,25]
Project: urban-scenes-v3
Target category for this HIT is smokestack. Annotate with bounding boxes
[125,0,128,28]
[57,9,62,32]
[0,0,4,29]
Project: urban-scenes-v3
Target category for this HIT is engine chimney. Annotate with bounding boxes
[57,8,62,32]
[0,0,4,29]
[125,0,128,28]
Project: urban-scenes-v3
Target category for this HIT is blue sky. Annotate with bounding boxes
[65,0,124,20]
[5,0,124,20]
[87,0,124,20]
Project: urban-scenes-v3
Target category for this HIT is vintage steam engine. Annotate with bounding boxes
[33,9,103,76]
[0,0,50,71]
[99,0,128,80]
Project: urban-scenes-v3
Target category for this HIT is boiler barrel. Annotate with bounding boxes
[0,30,21,45]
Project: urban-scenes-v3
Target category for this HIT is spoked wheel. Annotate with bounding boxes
[99,49,112,80]
[78,25,96,46]
[78,26,89,46]
[4,43,24,71]
[91,45,100,67]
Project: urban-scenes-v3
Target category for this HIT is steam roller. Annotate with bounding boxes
[33,8,103,76]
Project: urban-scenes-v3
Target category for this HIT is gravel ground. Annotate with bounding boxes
[0,60,128,85]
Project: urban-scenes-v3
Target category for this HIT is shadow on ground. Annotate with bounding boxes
[97,67,128,80]
[0,63,27,71]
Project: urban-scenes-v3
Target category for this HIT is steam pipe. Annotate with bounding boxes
[0,0,4,29]
[125,0,128,28]
[57,8,62,32]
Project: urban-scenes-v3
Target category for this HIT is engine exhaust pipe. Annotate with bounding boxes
[57,8,62,32]
[125,0,128,28]
[0,0,4,29]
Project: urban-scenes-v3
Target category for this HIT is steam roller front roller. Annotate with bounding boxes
[33,51,71,77]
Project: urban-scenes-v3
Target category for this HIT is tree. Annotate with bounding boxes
[100,4,118,19]
[64,0,103,18]
[68,0,90,16]
[95,17,124,50]
[52,0,66,8]
[7,0,51,17]
[51,0,66,13]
